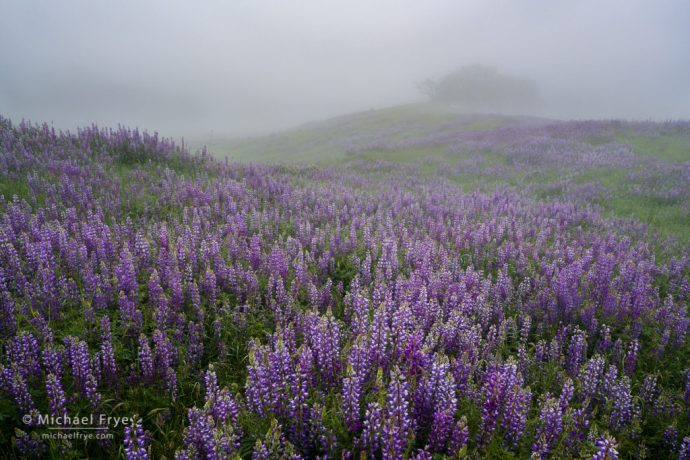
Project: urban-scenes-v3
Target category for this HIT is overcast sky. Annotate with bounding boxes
[1,0,689,138]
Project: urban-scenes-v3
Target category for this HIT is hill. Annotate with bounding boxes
[208,105,690,246]
[204,104,539,163]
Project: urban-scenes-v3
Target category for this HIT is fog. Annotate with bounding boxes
[1,0,689,140]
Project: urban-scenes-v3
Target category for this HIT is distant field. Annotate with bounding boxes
[212,104,690,246]
[204,104,521,163]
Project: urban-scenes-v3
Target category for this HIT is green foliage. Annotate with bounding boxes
[618,132,690,163]
[331,254,357,291]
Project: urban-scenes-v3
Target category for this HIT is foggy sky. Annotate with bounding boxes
[1,0,689,139]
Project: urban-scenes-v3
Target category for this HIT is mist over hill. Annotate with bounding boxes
[2,1,690,140]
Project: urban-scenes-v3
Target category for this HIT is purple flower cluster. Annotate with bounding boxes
[0,115,688,458]
[592,434,619,460]
[123,416,149,460]
[478,362,531,447]
[532,396,564,458]
[175,368,241,459]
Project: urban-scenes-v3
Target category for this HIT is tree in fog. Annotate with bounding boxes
[420,65,538,112]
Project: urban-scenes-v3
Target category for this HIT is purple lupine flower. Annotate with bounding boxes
[90,352,102,384]
[291,345,314,428]
[624,340,638,377]
[204,368,239,424]
[14,429,46,458]
[176,381,240,460]
[307,403,336,456]
[45,373,67,417]
[0,290,16,337]
[580,355,606,402]
[178,407,216,458]
[342,365,362,432]
[503,379,531,446]
[361,401,384,455]
[348,291,370,339]
[639,374,659,407]
[663,426,678,451]
[478,362,531,447]
[201,266,217,308]
[138,334,154,381]
[65,337,92,393]
[428,409,454,453]
[591,434,618,460]
[602,364,619,399]
[415,353,456,431]
[100,317,117,384]
[289,374,311,448]
[609,377,633,431]
[189,280,202,320]
[567,328,587,376]
[535,340,547,364]
[84,369,101,409]
[369,303,390,369]
[347,336,372,389]
[382,367,413,459]
[478,367,504,446]
[124,416,149,460]
[268,245,288,280]
[148,269,164,309]
[447,416,469,456]
[305,311,341,386]
[211,385,239,425]
[134,231,149,269]
[6,332,41,379]
[410,447,433,460]
[559,378,574,412]
[249,234,261,270]
[41,347,63,378]
[4,365,36,417]
[116,247,137,299]
[532,396,563,459]
[153,329,174,377]
[165,367,178,401]
[520,314,531,343]
[517,344,529,378]
[251,419,301,460]
[150,271,170,329]
[246,334,299,420]
[186,321,204,366]
[598,325,612,353]
[169,267,183,311]
[679,436,690,460]
[245,342,273,417]
[119,290,142,332]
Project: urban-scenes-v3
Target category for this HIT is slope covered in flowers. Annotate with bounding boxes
[0,115,689,459]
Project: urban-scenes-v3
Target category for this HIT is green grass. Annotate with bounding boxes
[616,132,690,163]
[205,104,514,164]
[568,167,688,244]
[0,178,33,203]
[346,146,448,165]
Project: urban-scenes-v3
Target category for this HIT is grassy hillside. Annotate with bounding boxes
[207,104,530,163]
[213,105,690,246]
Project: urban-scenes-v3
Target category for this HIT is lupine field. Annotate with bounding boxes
[0,109,689,459]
